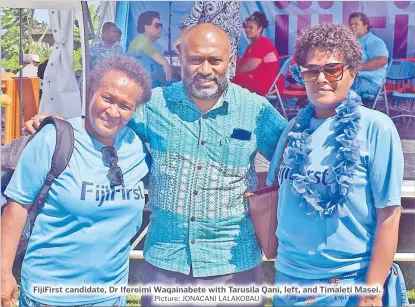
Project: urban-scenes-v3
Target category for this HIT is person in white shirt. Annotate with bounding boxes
[16,54,40,77]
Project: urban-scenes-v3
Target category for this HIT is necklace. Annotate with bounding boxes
[283,90,362,218]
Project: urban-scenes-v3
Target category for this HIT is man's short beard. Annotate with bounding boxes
[183,71,228,100]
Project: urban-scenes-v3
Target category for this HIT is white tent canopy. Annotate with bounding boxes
[1,0,86,118]
[0,1,79,10]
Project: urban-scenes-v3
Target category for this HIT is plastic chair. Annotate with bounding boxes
[266,55,307,119]
[387,59,415,125]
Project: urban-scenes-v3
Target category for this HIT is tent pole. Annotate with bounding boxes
[19,8,24,133]
[81,1,90,116]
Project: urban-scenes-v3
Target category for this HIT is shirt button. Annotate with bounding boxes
[193,190,198,195]
[191,216,196,222]
[202,114,207,119]
[200,140,206,145]
[197,165,202,170]
[191,239,196,244]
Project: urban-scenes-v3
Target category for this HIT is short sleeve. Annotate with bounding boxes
[127,95,154,142]
[141,44,158,57]
[266,120,294,186]
[114,43,124,54]
[4,125,56,205]
[367,36,389,59]
[255,99,288,161]
[127,37,158,57]
[248,38,274,60]
[368,117,404,208]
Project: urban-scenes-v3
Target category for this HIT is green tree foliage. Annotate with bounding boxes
[73,4,100,71]
[1,8,51,73]
[1,5,100,73]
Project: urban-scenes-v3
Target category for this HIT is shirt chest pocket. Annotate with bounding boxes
[217,138,254,173]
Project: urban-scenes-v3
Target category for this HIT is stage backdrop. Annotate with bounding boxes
[116,1,415,59]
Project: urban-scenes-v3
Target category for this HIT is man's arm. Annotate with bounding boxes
[237,58,262,73]
[255,99,288,161]
[152,52,172,81]
[23,114,65,134]
[361,56,388,71]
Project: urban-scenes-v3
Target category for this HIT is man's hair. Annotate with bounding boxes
[294,23,362,71]
[102,22,117,33]
[137,11,160,33]
[87,55,152,105]
[349,12,371,29]
[23,54,33,64]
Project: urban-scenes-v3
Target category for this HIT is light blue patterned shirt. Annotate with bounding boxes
[128,82,287,277]
[90,39,124,69]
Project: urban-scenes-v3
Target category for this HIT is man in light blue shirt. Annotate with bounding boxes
[349,12,389,96]
[90,22,124,69]
[128,23,286,306]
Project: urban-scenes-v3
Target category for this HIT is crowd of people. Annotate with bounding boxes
[87,7,389,101]
[1,5,409,307]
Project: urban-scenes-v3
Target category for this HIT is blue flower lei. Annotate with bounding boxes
[283,90,362,218]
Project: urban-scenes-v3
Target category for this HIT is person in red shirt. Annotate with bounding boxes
[232,11,284,96]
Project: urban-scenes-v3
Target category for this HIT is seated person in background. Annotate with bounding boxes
[128,11,172,80]
[116,27,122,43]
[90,22,124,69]
[349,12,389,97]
[232,12,283,96]
[16,54,40,77]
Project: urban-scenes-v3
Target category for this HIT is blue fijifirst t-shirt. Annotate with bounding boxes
[5,117,149,306]
[266,105,404,279]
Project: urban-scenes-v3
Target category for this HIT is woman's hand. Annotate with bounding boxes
[1,270,18,307]
[357,295,382,306]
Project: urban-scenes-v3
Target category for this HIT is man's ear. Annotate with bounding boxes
[228,54,233,68]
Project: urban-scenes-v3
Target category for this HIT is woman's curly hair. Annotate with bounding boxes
[294,23,362,71]
[87,55,152,106]
[246,11,269,29]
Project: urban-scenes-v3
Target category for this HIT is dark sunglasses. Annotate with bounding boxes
[300,63,348,82]
[102,146,124,186]
[154,22,163,29]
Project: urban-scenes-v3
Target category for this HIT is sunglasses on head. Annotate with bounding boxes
[243,16,258,28]
[102,146,124,186]
[299,63,348,82]
[154,22,163,29]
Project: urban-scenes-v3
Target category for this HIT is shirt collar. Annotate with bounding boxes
[359,31,371,41]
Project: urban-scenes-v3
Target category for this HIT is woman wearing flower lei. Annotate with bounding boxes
[266,24,408,307]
